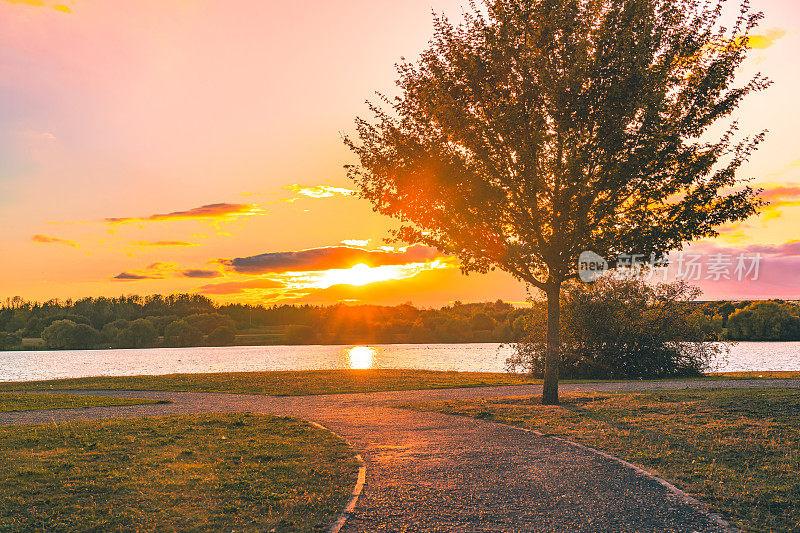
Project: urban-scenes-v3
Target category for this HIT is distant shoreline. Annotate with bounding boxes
[4,337,800,353]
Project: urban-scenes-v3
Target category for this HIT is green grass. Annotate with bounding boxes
[0,391,166,411]
[0,369,541,396]
[0,413,358,532]
[401,388,800,532]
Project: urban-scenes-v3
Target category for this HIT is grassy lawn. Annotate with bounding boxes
[0,413,358,532]
[0,391,166,412]
[400,388,800,532]
[0,369,541,396]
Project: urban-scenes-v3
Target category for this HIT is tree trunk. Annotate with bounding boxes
[541,283,561,405]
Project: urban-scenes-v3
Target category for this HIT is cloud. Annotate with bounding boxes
[181,269,222,279]
[742,29,786,50]
[113,262,222,281]
[741,241,800,258]
[757,183,800,219]
[105,203,262,224]
[685,240,800,258]
[341,239,370,246]
[31,234,77,247]
[131,240,198,247]
[4,0,71,13]
[282,260,452,290]
[198,278,286,295]
[200,260,452,301]
[225,244,446,274]
[114,272,152,281]
[285,184,355,199]
[113,262,174,281]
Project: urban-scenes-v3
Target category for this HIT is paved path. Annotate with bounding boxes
[2,379,798,532]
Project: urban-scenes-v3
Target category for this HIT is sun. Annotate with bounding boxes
[313,263,404,289]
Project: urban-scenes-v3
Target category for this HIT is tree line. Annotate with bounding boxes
[0,294,527,350]
[0,292,797,352]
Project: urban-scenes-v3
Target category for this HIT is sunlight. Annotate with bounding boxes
[285,259,453,291]
[312,263,405,289]
[347,346,376,370]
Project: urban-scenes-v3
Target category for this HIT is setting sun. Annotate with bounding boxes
[307,262,444,290]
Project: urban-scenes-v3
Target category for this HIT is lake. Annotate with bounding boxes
[0,342,797,382]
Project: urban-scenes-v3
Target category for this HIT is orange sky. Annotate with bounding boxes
[1,0,799,306]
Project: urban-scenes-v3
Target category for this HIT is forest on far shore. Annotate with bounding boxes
[0,293,798,351]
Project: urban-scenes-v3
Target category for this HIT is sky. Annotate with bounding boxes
[0,0,799,307]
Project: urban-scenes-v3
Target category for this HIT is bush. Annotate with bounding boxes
[507,277,727,379]
[284,325,316,344]
[0,332,21,350]
[184,313,236,335]
[41,320,101,350]
[207,326,236,346]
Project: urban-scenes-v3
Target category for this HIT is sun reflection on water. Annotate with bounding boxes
[347,346,376,369]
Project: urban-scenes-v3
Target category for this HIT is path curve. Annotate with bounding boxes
[2,378,798,532]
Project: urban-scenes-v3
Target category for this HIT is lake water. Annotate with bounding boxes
[0,342,797,382]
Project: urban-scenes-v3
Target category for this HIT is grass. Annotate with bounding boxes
[0,392,167,412]
[0,413,358,532]
[0,369,541,396]
[708,371,800,379]
[400,388,800,532]
[1,369,797,397]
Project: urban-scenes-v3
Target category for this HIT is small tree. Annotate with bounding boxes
[284,324,317,345]
[346,0,768,403]
[164,320,203,347]
[0,332,21,350]
[42,320,76,350]
[185,313,236,335]
[115,319,158,349]
[41,319,100,350]
[207,326,236,346]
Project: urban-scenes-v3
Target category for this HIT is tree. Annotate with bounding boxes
[0,332,21,350]
[345,0,768,403]
[726,301,800,341]
[207,325,236,346]
[470,312,496,331]
[184,313,236,335]
[507,277,726,378]
[41,319,100,350]
[284,324,317,345]
[115,319,158,349]
[164,320,203,347]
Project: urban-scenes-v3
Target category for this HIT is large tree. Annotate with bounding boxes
[345,0,768,403]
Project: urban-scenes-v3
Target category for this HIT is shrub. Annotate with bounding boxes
[284,325,316,344]
[0,332,21,350]
[184,313,236,335]
[207,326,236,346]
[507,277,727,379]
[41,320,100,350]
